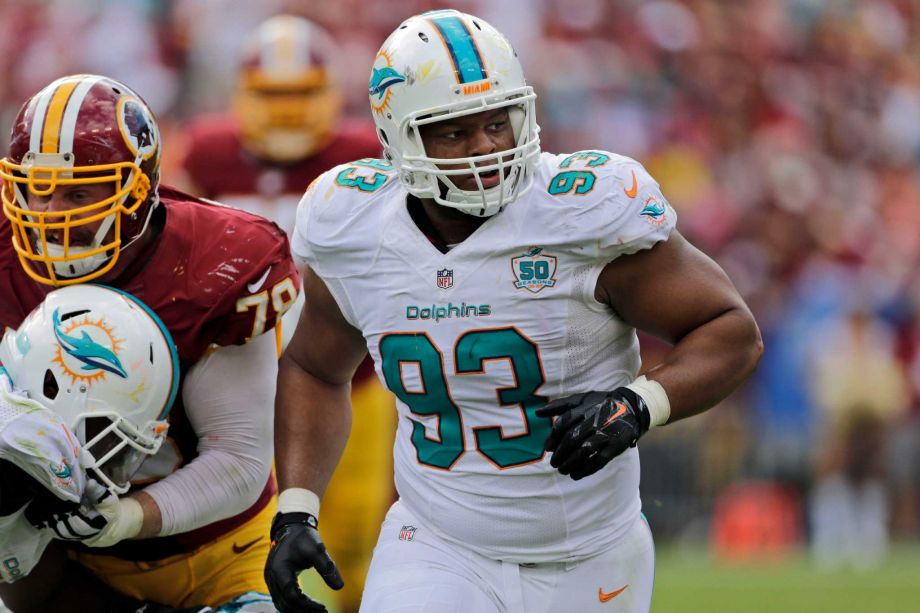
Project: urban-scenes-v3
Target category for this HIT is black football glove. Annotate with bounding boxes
[536,387,650,480]
[264,512,343,613]
[23,477,110,541]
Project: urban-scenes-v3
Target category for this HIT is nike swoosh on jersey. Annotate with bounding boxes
[232,536,263,554]
[624,171,638,198]
[598,585,628,602]
[247,266,272,293]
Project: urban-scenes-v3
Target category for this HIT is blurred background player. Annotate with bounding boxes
[179,14,381,235]
[0,74,297,612]
[180,15,394,613]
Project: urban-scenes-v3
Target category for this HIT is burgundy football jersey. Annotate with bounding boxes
[181,115,380,383]
[181,115,381,235]
[0,185,299,559]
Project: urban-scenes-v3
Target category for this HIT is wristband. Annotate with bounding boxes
[277,487,320,517]
[625,375,670,428]
[85,496,143,548]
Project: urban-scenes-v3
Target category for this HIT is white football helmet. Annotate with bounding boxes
[369,9,540,216]
[0,285,178,495]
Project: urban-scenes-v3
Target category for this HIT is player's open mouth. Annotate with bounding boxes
[476,169,501,188]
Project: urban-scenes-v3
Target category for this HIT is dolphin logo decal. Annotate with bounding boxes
[369,66,407,100]
[640,200,666,220]
[49,461,72,480]
[53,309,128,379]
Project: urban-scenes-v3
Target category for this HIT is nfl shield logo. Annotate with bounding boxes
[399,525,417,541]
[436,268,454,289]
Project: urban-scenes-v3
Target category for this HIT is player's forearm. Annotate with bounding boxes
[130,490,162,539]
[644,305,762,422]
[275,353,353,498]
[143,334,277,536]
[140,446,272,536]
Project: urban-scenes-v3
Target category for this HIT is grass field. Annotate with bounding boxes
[4,548,915,613]
[652,546,920,613]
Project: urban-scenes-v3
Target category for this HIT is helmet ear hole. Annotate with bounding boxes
[42,369,59,401]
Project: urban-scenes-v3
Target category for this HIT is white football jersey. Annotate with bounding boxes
[292,151,676,563]
[0,506,52,583]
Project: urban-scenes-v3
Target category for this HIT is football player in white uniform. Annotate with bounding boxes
[0,285,177,608]
[266,9,762,613]
[0,286,281,613]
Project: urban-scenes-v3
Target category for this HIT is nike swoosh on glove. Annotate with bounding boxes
[536,387,650,480]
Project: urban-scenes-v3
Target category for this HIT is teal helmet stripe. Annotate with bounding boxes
[95,284,180,420]
[429,15,487,83]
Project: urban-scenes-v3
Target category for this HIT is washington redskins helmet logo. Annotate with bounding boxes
[117,96,160,160]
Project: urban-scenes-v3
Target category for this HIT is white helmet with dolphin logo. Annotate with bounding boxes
[369,9,541,217]
[0,284,178,494]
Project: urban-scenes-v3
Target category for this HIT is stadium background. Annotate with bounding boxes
[1,0,919,611]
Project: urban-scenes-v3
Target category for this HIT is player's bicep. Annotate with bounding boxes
[597,231,749,344]
[284,265,367,385]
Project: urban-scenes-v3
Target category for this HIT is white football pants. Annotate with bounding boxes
[359,500,655,613]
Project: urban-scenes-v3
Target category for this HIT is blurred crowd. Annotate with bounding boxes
[1,0,918,568]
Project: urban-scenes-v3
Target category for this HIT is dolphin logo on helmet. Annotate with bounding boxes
[369,66,407,100]
[52,308,128,379]
[0,285,179,496]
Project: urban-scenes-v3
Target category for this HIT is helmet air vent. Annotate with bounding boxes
[60,309,91,322]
